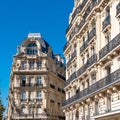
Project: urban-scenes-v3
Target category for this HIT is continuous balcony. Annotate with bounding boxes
[65,54,97,87]
[13,66,48,74]
[80,28,96,53]
[77,54,97,78]
[57,73,65,81]
[116,3,120,17]
[102,15,111,31]
[66,0,99,35]
[12,113,57,120]
[99,33,120,60]
[63,68,120,108]
[67,50,77,67]
[65,72,77,87]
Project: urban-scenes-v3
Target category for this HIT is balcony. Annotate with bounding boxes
[63,42,69,52]
[13,113,48,119]
[13,66,48,74]
[71,0,88,22]
[80,41,88,53]
[65,72,77,87]
[62,68,120,108]
[116,3,120,17]
[50,84,55,89]
[36,98,42,102]
[57,73,66,81]
[99,33,120,59]
[88,27,96,43]
[66,0,100,35]
[102,15,111,31]
[67,51,77,67]
[80,28,96,53]
[77,54,97,78]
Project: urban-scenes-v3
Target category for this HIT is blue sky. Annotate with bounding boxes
[0,0,73,114]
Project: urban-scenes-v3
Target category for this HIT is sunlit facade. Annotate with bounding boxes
[63,0,120,120]
[8,33,65,120]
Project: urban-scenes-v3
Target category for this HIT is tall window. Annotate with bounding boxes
[29,106,32,114]
[105,7,110,18]
[37,91,42,100]
[36,76,42,86]
[106,32,111,43]
[21,76,26,86]
[22,105,26,114]
[106,66,111,75]
[91,72,96,84]
[37,62,42,69]
[29,91,34,101]
[107,96,111,112]
[29,61,34,69]
[29,77,34,86]
[21,91,26,100]
[21,61,26,70]
[27,43,37,55]
[91,46,95,56]
[37,107,42,114]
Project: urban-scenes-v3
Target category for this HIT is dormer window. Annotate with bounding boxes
[27,43,37,55]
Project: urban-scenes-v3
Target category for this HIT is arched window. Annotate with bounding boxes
[27,43,37,55]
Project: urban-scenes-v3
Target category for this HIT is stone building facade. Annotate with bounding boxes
[63,0,120,120]
[8,33,65,120]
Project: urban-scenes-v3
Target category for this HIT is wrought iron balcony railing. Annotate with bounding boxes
[88,27,96,43]
[99,33,120,59]
[57,73,66,81]
[50,84,55,89]
[67,50,77,67]
[116,3,120,16]
[71,0,88,22]
[65,72,77,87]
[63,68,120,108]
[66,0,99,35]
[102,15,111,31]
[77,54,97,77]
[80,41,88,53]
[65,54,97,87]
[80,27,96,53]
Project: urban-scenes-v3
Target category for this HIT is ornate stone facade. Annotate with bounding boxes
[8,33,65,120]
[63,0,120,120]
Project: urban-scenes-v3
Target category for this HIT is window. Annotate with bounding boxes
[107,97,111,112]
[37,91,42,100]
[29,91,34,101]
[91,73,96,84]
[29,77,34,86]
[36,76,42,86]
[37,107,42,114]
[106,66,111,75]
[75,110,79,119]
[27,43,37,55]
[91,47,95,56]
[87,53,89,61]
[105,7,110,18]
[95,101,99,115]
[37,62,42,69]
[21,61,26,70]
[29,61,34,69]
[21,76,26,87]
[21,91,26,100]
[105,32,111,43]
[82,57,85,64]
[82,82,85,90]
[22,105,26,114]
[29,106,32,114]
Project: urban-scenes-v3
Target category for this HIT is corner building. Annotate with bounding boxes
[63,0,120,120]
[8,33,65,120]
